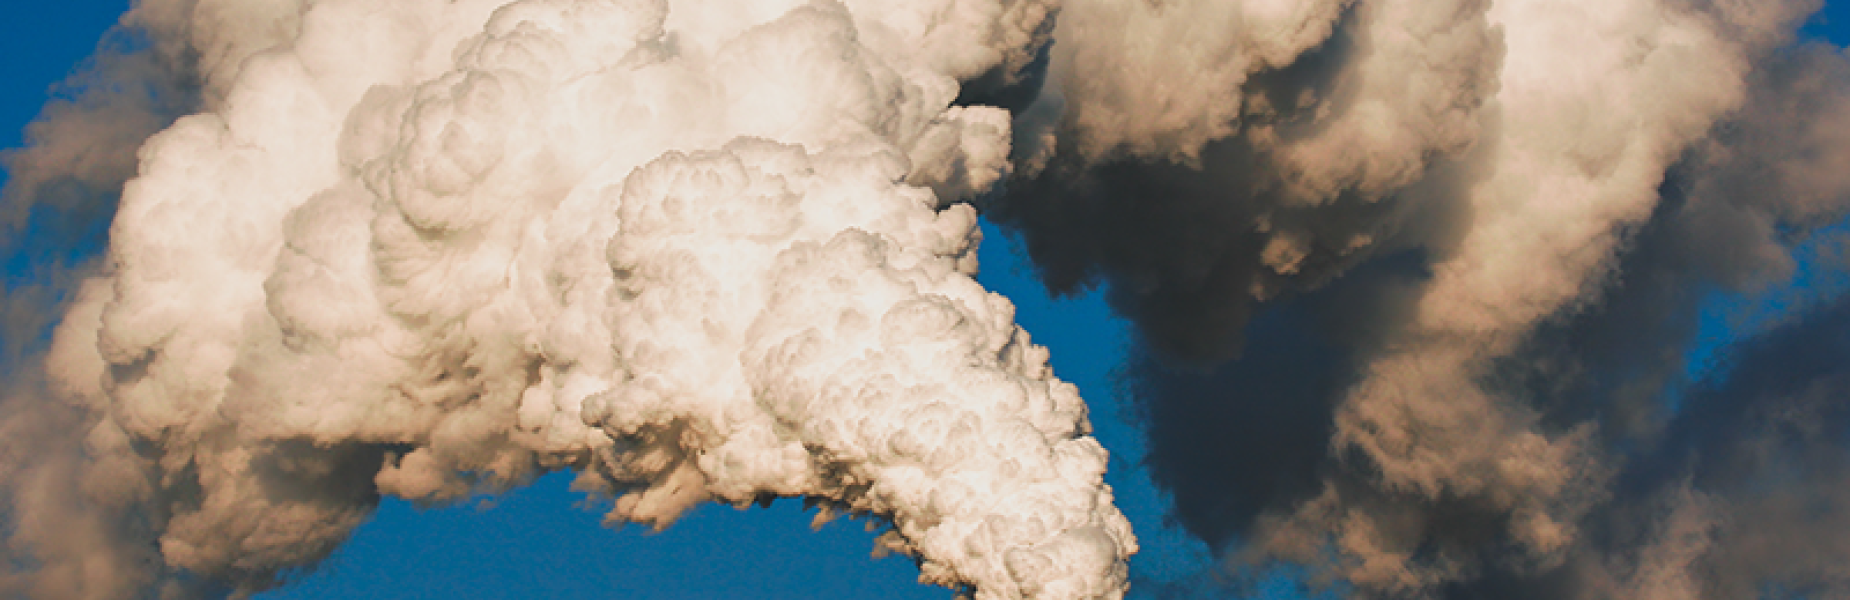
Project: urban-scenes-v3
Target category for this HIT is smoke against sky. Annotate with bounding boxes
[4,0,1133,597]
[4,0,1850,599]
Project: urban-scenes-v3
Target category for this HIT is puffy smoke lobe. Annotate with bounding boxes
[990,0,1850,596]
[1,0,1138,598]
[994,0,1499,361]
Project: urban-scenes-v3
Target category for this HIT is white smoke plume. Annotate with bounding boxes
[0,0,1136,598]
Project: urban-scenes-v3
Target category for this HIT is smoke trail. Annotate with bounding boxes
[1,0,1137,598]
[0,4,197,367]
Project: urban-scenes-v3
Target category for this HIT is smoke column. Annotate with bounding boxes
[0,0,1136,598]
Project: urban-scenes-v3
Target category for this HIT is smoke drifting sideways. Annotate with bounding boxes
[992,0,1850,597]
[0,0,1141,598]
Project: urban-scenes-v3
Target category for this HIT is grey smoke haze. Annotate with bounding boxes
[988,0,1850,596]
[6,0,1850,599]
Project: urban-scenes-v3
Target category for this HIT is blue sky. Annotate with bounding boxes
[2,2,1848,600]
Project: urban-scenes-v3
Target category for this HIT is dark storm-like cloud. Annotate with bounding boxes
[1435,41,1850,599]
[990,0,1850,596]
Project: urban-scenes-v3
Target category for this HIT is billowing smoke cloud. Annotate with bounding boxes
[12,0,1850,597]
[1431,37,1850,600]
[987,0,1850,596]
[0,0,1138,598]
[994,0,1498,362]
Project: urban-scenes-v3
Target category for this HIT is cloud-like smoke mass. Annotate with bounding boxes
[1,0,1137,598]
[7,0,1850,598]
[991,0,1850,597]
